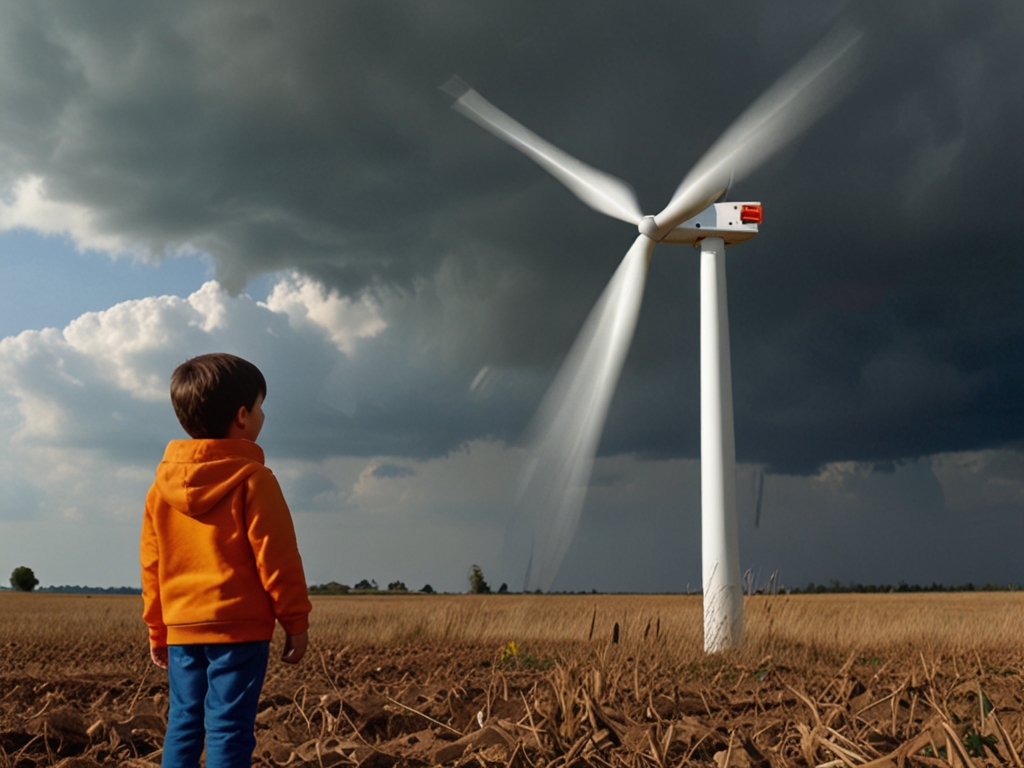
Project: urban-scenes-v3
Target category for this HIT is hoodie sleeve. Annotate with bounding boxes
[244,468,312,635]
[140,486,168,647]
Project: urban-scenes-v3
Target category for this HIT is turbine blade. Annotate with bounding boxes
[507,235,655,592]
[443,77,643,225]
[655,26,862,235]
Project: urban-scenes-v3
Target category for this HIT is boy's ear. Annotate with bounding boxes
[224,404,248,440]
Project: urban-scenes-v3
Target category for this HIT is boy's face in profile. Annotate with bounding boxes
[231,395,265,442]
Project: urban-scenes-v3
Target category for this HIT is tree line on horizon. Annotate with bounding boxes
[308,564,509,595]
[8,565,1023,596]
[790,580,1023,594]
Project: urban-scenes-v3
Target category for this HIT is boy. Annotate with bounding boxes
[141,353,312,768]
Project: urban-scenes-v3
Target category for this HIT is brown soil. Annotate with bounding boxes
[3,639,1024,767]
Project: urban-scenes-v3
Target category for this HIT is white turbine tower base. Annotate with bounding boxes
[700,236,743,652]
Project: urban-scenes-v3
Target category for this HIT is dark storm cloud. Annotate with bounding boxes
[1,1,1022,471]
[372,463,415,479]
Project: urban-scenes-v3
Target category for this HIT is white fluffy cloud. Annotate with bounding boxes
[0,283,263,451]
[0,279,387,445]
[264,272,386,355]
[0,175,129,256]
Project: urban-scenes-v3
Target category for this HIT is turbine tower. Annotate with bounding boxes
[446,29,859,652]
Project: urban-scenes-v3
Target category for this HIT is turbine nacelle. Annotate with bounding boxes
[640,203,761,246]
[662,202,762,246]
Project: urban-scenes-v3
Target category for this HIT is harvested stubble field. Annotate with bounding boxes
[3,592,1024,767]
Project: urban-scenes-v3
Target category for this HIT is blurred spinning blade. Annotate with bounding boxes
[654,26,862,235]
[508,235,654,592]
[443,77,643,225]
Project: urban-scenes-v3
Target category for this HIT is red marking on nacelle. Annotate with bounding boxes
[740,204,763,224]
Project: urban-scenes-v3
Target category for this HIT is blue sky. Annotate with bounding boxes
[0,230,214,338]
[1,2,1023,593]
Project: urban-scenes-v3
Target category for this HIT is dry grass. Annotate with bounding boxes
[3,591,1024,767]
[304,592,1024,662]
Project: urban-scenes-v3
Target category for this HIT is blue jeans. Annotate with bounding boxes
[162,641,270,768]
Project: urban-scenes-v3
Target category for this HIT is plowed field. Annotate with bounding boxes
[2,592,1024,767]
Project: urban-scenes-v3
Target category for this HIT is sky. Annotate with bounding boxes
[1,1,1022,593]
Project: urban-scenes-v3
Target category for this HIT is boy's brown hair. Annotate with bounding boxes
[170,353,267,439]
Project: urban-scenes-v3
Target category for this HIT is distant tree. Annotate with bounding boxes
[421,584,435,594]
[497,583,508,594]
[10,566,39,592]
[468,565,490,594]
[354,579,378,591]
[387,580,407,592]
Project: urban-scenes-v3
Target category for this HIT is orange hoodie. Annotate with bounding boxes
[140,440,311,647]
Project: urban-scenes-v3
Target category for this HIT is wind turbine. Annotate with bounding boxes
[445,29,860,652]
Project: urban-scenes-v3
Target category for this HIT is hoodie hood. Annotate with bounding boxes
[155,440,266,518]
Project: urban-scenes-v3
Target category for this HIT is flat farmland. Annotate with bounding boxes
[2,592,1024,767]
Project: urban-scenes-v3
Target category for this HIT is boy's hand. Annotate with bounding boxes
[150,645,169,669]
[282,631,308,664]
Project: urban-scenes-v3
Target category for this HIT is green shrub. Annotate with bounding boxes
[10,566,39,592]
[468,565,490,594]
